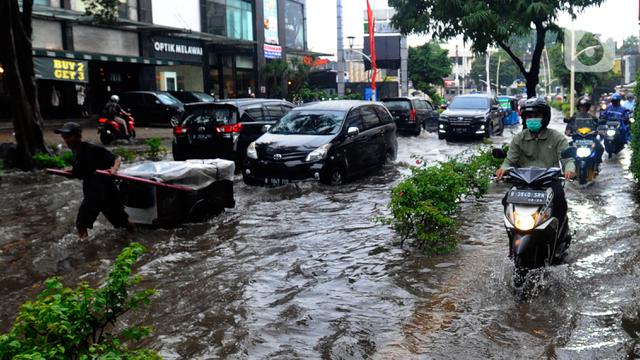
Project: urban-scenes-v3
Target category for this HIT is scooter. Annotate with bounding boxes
[98,112,136,145]
[565,117,599,185]
[493,148,574,297]
[598,115,626,159]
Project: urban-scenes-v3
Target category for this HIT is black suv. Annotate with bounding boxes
[172,99,294,162]
[242,101,398,186]
[120,91,184,126]
[437,94,504,140]
[381,97,440,135]
[168,91,216,104]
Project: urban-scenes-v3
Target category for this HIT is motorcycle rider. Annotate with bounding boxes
[601,92,631,143]
[565,96,604,170]
[496,97,576,246]
[103,95,130,138]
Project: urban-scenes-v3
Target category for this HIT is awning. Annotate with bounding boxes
[287,48,334,57]
[32,49,182,66]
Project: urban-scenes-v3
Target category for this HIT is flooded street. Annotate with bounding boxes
[1,112,639,359]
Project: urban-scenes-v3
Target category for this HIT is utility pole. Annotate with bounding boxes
[485,50,491,95]
[496,54,501,96]
[455,45,460,95]
[570,23,576,116]
[336,0,345,97]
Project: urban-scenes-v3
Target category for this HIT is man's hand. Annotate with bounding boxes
[495,168,507,181]
[564,171,575,181]
[107,156,122,175]
[78,228,88,239]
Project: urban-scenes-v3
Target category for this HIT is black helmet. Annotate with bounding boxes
[521,97,551,128]
[577,96,592,109]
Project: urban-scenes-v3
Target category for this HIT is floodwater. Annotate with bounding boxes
[1,112,639,359]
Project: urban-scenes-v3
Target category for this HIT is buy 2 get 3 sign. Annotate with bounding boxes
[34,57,89,83]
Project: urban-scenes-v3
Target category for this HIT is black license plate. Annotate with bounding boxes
[507,190,547,205]
[192,134,212,141]
[454,127,466,134]
[266,178,289,186]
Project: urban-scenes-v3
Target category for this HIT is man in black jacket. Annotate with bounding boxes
[55,122,134,239]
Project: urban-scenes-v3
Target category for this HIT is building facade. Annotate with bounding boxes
[1,0,311,120]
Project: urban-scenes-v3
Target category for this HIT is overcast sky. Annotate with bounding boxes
[307,0,639,56]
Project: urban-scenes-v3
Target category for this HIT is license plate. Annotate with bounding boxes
[455,128,466,133]
[507,190,547,205]
[192,134,212,141]
[575,139,594,147]
[266,178,289,186]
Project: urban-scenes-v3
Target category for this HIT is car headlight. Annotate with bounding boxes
[514,211,537,231]
[305,143,331,162]
[247,141,258,159]
[606,129,616,137]
[576,147,592,158]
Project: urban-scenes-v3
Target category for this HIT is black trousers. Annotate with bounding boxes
[76,179,129,230]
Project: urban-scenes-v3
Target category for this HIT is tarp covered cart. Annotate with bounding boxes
[47,159,235,227]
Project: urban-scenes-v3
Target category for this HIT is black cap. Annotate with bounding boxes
[54,122,82,135]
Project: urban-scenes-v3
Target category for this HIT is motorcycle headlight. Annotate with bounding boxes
[606,129,616,137]
[305,143,331,162]
[514,211,537,231]
[576,147,592,158]
[247,141,258,159]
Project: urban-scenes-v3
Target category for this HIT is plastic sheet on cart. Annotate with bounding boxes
[121,159,235,190]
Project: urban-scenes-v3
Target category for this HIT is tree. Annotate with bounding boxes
[390,0,605,98]
[0,0,48,170]
[408,42,452,97]
[83,0,122,24]
[619,36,639,56]
[263,60,290,98]
[469,49,521,93]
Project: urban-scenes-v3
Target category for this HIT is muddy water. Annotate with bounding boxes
[1,113,639,359]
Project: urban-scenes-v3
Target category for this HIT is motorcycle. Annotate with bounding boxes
[98,112,136,145]
[493,148,574,297]
[564,117,599,185]
[598,115,625,159]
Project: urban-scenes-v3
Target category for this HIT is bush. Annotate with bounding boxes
[0,243,159,359]
[146,138,167,161]
[384,147,503,253]
[32,151,73,169]
[113,147,137,162]
[631,76,640,181]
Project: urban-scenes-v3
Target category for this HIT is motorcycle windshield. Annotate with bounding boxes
[508,167,562,185]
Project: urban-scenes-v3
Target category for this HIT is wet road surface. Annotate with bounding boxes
[1,112,639,359]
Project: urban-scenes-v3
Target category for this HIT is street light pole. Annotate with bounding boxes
[496,54,502,96]
[336,0,345,97]
[486,50,491,95]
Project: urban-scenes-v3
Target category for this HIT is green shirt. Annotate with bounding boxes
[500,128,576,172]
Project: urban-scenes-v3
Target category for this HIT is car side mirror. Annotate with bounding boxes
[492,148,507,159]
[347,127,360,136]
[563,118,571,123]
[262,124,272,133]
[561,147,577,158]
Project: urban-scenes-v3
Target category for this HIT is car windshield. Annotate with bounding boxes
[157,93,181,105]
[449,97,489,110]
[382,100,411,111]
[194,92,216,102]
[181,107,237,126]
[270,110,346,135]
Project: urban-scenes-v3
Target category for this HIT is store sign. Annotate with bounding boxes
[263,0,279,45]
[150,36,204,62]
[264,44,282,59]
[34,57,88,83]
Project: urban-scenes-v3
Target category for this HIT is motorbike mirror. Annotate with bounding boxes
[492,148,507,159]
[563,118,571,123]
[561,147,577,158]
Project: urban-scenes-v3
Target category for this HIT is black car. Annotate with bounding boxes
[167,91,216,104]
[437,94,504,140]
[120,91,184,126]
[242,101,398,186]
[382,97,440,135]
[172,99,294,162]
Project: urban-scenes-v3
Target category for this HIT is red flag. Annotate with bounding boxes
[366,0,377,97]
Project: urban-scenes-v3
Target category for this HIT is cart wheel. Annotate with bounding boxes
[188,199,221,222]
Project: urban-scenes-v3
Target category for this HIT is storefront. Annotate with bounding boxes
[142,36,206,92]
[33,56,89,119]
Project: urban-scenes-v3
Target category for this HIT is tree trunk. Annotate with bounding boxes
[524,22,547,99]
[0,0,48,170]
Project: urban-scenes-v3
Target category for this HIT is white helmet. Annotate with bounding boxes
[110,94,119,103]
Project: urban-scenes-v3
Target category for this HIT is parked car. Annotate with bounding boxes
[381,97,440,135]
[167,90,216,104]
[242,100,398,186]
[437,94,504,140]
[120,91,184,127]
[172,98,294,162]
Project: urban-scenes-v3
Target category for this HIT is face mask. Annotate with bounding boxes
[526,118,543,133]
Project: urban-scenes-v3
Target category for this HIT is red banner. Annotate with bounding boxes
[366,0,377,94]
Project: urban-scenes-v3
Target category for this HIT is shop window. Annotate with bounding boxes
[226,0,253,41]
[206,0,226,37]
[236,69,254,97]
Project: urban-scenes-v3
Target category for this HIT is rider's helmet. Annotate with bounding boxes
[110,94,120,103]
[577,96,592,110]
[520,97,551,129]
[611,93,622,105]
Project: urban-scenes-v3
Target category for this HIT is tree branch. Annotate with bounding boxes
[494,38,528,78]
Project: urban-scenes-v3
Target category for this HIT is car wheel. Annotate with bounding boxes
[484,122,493,138]
[321,167,345,186]
[385,148,396,165]
[438,132,446,140]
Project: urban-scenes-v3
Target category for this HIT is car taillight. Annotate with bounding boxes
[98,117,108,123]
[409,109,417,122]
[215,123,243,133]
[174,126,187,134]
